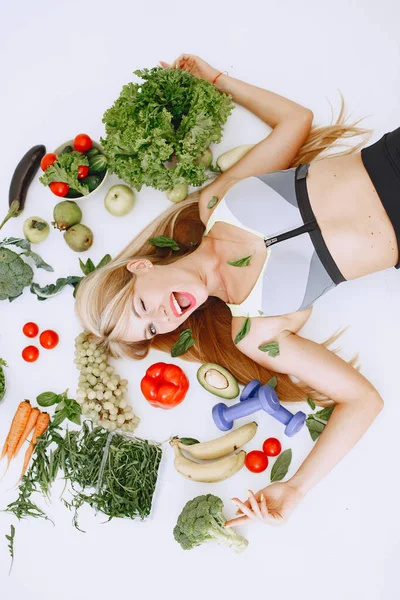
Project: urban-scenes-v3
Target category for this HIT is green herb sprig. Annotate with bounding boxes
[227,255,252,267]
[207,196,219,209]
[149,236,180,251]
[234,316,251,345]
[306,406,335,441]
[5,525,15,575]
[258,341,280,357]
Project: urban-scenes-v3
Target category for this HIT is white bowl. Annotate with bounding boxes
[52,138,108,200]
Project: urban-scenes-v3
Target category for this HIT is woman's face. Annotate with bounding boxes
[123,259,209,342]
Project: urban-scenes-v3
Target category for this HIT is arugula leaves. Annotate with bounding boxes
[5,524,15,575]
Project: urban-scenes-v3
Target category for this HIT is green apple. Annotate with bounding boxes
[23,216,50,244]
[104,185,135,216]
[166,183,188,203]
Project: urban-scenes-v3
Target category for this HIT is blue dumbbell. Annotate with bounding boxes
[212,379,306,437]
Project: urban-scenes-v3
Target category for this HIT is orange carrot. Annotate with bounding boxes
[20,412,50,480]
[13,407,40,458]
[3,400,32,467]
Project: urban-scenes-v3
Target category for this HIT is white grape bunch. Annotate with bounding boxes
[74,331,140,432]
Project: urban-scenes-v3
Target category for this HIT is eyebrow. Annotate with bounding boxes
[132,298,149,340]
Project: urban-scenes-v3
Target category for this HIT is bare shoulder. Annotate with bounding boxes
[198,175,240,226]
[231,308,312,354]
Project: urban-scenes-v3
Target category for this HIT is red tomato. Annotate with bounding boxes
[22,346,39,362]
[22,322,39,338]
[49,182,69,197]
[262,438,282,457]
[77,165,89,179]
[39,330,59,350]
[73,134,92,153]
[40,153,57,171]
[245,450,269,473]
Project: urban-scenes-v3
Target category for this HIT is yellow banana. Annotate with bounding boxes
[171,444,246,483]
[177,422,258,460]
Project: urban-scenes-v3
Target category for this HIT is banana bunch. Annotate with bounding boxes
[170,422,257,483]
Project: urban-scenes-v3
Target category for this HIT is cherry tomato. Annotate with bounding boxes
[77,165,89,179]
[245,450,269,473]
[40,153,57,171]
[49,182,69,197]
[262,437,282,457]
[73,134,92,153]
[22,322,39,338]
[39,330,59,350]
[22,346,39,362]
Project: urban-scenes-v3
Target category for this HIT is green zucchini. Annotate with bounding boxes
[81,175,101,193]
[85,147,100,158]
[89,154,107,174]
[60,145,74,155]
[66,188,83,199]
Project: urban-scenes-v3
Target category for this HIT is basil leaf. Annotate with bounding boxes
[270,449,292,482]
[64,399,82,426]
[227,255,252,267]
[21,250,54,272]
[30,276,82,300]
[314,406,335,422]
[234,316,251,345]
[36,392,60,407]
[32,220,47,231]
[207,196,219,209]
[307,396,316,411]
[171,328,195,357]
[258,310,264,316]
[266,376,278,389]
[179,438,200,446]
[258,341,280,357]
[149,236,179,251]
[96,254,112,269]
[306,417,325,441]
[79,258,94,275]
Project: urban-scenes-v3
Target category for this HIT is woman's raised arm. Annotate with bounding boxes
[226,318,384,526]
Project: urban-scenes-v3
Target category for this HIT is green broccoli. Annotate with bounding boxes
[0,248,33,301]
[173,494,248,553]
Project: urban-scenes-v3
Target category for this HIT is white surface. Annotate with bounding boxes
[0,1,399,599]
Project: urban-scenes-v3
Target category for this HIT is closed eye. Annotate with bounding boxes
[141,299,146,312]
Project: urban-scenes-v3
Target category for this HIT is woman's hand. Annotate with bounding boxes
[225,482,304,528]
[160,54,220,84]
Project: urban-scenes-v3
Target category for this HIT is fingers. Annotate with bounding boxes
[225,515,250,528]
[260,494,269,521]
[247,490,263,520]
[231,497,258,521]
[159,61,171,68]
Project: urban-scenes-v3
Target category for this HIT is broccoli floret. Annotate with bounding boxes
[173,494,248,553]
[0,248,33,301]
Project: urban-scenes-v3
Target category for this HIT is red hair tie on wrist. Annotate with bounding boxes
[212,71,227,85]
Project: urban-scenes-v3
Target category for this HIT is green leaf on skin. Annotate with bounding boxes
[258,341,280,357]
[149,236,180,251]
[305,405,335,441]
[266,376,278,389]
[307,396,316,411]
[207,196,219,209]
[227,255,252,267]
[270,449,292,482]
[171,328,195,357]
[234,316,251,345]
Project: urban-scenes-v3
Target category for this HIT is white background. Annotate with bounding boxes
[1,1,399,599]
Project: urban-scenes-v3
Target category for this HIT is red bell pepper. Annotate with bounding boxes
[140,362,189,409]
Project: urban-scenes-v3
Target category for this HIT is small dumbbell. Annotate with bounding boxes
[212,379,306,437]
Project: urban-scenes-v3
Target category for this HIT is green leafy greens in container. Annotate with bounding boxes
[39,152,90,195]
[101,66,234,191]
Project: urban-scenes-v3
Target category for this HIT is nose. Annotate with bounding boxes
[157,305,169,321]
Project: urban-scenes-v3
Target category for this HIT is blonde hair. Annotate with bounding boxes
[75,102,369,404]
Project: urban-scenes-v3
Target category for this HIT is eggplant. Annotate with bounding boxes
[0,144,46,230]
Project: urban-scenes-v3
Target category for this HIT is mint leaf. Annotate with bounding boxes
[96,254,112,269]
[207,196,218,209]
[227,255,252,267]
[234,317,251,345]
[266,376,278,389]
[258,309,264,316]
[179,438,200,446]
[306,405,335,441]
[258,341,280,357]
[149,236,179,251]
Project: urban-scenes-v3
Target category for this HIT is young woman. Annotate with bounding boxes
[75,54,400,528]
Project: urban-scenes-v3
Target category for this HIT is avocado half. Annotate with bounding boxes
[196,363,239,399]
